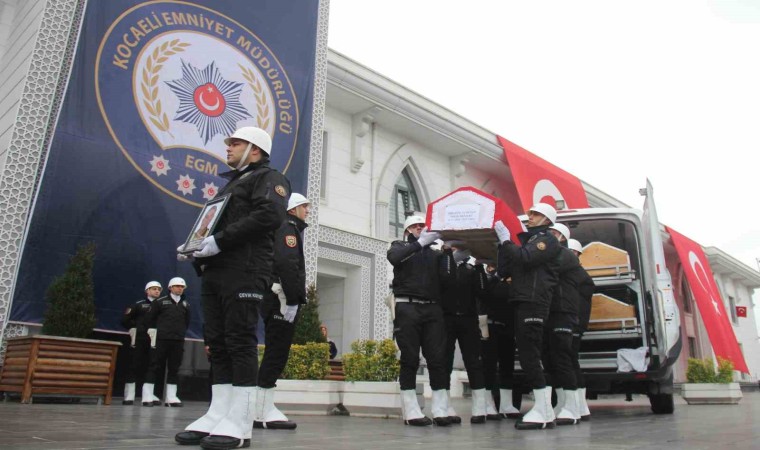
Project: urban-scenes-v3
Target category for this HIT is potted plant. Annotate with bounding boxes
[0,243,121,404]
[681,357,742,405]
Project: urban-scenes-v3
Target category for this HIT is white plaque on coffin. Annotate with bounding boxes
[429,190,499,263]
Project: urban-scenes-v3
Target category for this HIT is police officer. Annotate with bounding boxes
[254,192,310,430]
[120,280,162,405]
[143,277,190,407]
[175,126,289,450]
[387,215,455,426]
[545,223,584,425]
[495,203,561,430]
[480,266,521,419]
[441,248,489,424]
[567,238,595,421]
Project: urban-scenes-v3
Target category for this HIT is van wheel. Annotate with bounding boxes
[649,393,674,414]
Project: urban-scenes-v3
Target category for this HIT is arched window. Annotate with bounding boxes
[389,168,420,239]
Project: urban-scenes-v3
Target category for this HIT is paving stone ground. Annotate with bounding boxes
[0,392,758,449]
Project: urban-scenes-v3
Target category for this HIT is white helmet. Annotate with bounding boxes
[550,223,570,242]
[287,193,310,211]
[224,127,272,155]
[168,277,186,287]
[568,239,583,254]
[403,215,425,231]
[144,281,161,291]
[528,202,557,225]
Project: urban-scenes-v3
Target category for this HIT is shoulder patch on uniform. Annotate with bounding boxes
[537,242,546,250]
[285,235,297,248]
[275,185,287,197]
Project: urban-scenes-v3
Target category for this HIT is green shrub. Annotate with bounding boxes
[292,284,327,345]
[343,339,400,382]
[42,243,97,338]
[686,357,734,383]
[282,342,330,380]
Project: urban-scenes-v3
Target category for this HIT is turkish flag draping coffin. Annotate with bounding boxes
[425,187,524,262]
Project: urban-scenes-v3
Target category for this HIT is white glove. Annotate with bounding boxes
[478,315,489,340]
[192,236,221,258]
[128,328,137,348]
[385,292,396,321]
[284,305,298,323]
[416,227,441,247]
[147,328,157,348]
[453,248,471,263]
[176,245,193,262]
[494,220,511,244]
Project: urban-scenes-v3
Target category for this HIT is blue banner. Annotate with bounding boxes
[10,0,320,339]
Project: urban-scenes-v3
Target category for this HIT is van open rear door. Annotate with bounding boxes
[641,179,682,369]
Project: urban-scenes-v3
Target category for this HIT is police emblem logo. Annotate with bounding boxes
[285,235,297,248]
[96,1,299,207]
[537,242,546,251]
[275,185,287,197]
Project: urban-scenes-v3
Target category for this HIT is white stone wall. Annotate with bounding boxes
[715,275,760,381]
[0,0,46,173]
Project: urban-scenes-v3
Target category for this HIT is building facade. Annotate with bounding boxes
[0,0,759,384]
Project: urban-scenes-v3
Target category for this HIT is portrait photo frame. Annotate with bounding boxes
[180,194,230,254]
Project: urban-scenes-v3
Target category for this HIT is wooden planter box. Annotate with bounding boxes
[0,335,120,405]
[681,382,743,405]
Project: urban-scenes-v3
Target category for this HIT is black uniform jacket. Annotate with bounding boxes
[550,247,587,315]
[273,214,308,306]
[576,266,595,330]
[497,225,561,306]
[194,159,289,277]
[145,294,190,341]
[440,261,487,316]
[121,298,154,338]
[481,272,512,324]
[387,235,455,302]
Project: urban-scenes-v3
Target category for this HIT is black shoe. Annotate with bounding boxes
[515,418,555,430]
[556,417,578,426]
[433,416,452,427]
[122,400,133,405]
[581,414,591,421]
[175,430,209,445]
[142,401,153,407]
[502,412,522,419]
[448,415,462,424]
[253,420,297,430]
[152,400,161,406]
[200,435,251,450]
[165,402,183,407]
[486,413,502,421]
[404,417,433,426]
[470,415,486,424]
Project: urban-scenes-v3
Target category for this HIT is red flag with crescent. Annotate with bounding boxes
[497,135,589,211]
[666,226,748,373]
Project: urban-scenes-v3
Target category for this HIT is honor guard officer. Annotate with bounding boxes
[480,266,521,419]
[175,126,289,450]
[546,223,584,425]
[120,280,162,405]
[387,215,455,427]
[567,238,595,421]
[440,248,489,424]
[254,192,310,430]
[143,277,190,407]
[495,203,561,430]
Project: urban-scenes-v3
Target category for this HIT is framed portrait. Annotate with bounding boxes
[180,194,230,254]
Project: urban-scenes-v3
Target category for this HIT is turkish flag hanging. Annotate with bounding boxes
[666,226,749,373]
[497,135,590,211]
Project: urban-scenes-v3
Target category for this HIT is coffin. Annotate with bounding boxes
[426,187,523,262]
[588,293,637,331]
[580,242,632,278]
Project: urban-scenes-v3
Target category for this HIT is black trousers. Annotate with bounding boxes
[571,329,586,388]
[258,293,298,389]
[394,302,449,391]
[546,312,578,390]
[514,301,550,390]
[481,319,516,390]
[202,267,266,386]
[146,340,184,384]
[126,338,151,383]
[444,314,485,390]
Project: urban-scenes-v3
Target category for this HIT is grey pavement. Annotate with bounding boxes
[1,393,759,449]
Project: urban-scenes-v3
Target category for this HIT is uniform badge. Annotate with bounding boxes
[285,235,297,248]
[275,185,288,197]
[537,242,546,251]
